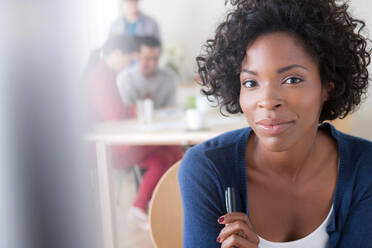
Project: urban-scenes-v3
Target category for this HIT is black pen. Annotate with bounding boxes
[225,187,236,213]
[225,187,240,248]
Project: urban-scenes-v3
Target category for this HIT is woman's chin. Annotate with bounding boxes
[260,137,295,152]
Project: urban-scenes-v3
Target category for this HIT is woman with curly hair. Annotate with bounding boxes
[179,0,372,247]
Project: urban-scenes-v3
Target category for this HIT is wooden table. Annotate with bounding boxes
[85,110,248,248]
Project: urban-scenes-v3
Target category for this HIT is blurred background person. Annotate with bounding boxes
[85,34,182,229]
[109,0,160,40]
[82,35,139,85]
[85,35,139,122]
[117,36,177,108]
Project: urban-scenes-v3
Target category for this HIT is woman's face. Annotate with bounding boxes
[239,32,328,152]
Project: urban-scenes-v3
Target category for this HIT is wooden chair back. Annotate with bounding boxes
[149,161,183,248]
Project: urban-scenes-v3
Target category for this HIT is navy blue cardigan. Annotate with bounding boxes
[179,123,372,247]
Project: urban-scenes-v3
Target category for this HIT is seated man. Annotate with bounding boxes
[85,35,182,229]
[85,35,138,122]
[117,36,177,108]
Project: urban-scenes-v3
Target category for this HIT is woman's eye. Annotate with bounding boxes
[283,77,303,85]
[242,80,257,88]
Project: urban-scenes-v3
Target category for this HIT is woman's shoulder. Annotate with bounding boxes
[342,133,372,177]
[189,127,250,157]
[179,127,250,179]
[330,124,372,159]
[328,124,372,188]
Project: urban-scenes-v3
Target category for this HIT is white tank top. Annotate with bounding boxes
[258,205,333,248]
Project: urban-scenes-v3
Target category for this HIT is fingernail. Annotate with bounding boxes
[218,216,224,223]
[217,237,221,243]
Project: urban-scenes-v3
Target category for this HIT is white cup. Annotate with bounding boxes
[143,98,154,123]
[186,109,205,130]
[136,98,154,124]
[196,96,210,113]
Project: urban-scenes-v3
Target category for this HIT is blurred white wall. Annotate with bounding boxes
[79,0,120,72]
[83,0,119,49]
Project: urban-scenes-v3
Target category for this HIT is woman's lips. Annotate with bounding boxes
[256,121,295,135]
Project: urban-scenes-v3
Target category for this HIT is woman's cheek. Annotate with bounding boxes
[239,94,255,122]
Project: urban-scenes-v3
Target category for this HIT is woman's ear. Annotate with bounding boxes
[322,81,335,101]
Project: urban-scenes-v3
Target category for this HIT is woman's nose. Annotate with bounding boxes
[257,86,283,110]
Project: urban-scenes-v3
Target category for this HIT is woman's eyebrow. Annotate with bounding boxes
[241,64,308,75]
[277,64,308,73]
[240,69,257,75]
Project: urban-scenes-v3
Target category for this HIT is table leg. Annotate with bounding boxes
[96,142,117,248]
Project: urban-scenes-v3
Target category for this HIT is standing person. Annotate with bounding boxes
[179,0,372,247]
[109,0,160,41]
[85,35,182,229]
[117,36,177,108]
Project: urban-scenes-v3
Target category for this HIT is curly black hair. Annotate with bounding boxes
[196,0,371,122]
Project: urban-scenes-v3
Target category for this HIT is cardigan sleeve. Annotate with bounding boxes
[337,159,372,248]
[178,148,225,248]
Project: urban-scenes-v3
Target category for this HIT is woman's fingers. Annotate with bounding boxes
[220,233,259,248]
[217,212,259,246]
[218,212,254,229]
[217,220,259,245]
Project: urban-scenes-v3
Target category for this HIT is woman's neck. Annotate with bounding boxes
[247,126,325,183]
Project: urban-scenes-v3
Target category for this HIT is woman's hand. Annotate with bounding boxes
[217,212,260,248]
